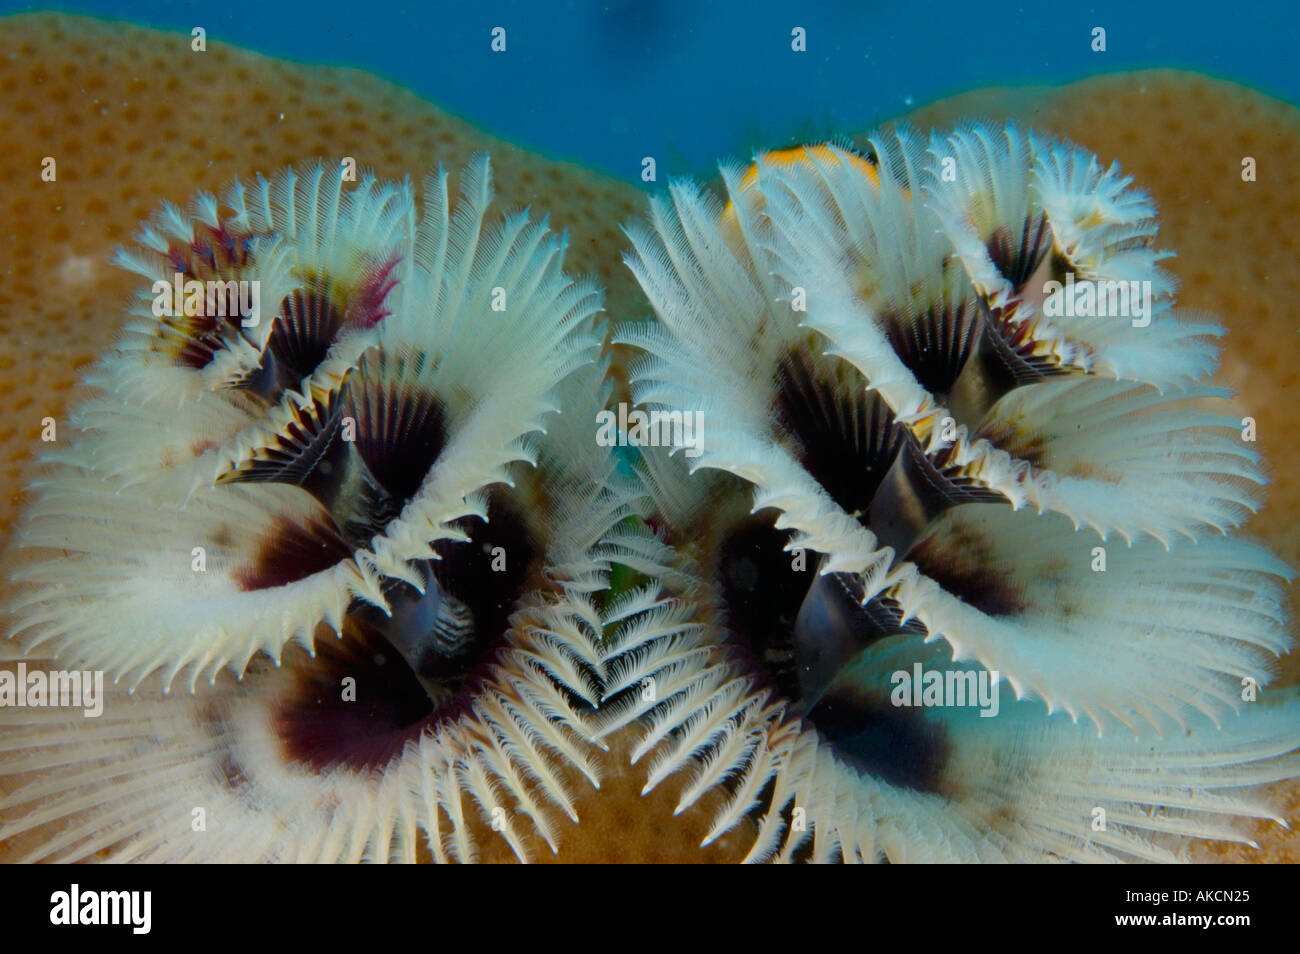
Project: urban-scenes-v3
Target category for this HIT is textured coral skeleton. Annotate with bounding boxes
[0,122,1297,863]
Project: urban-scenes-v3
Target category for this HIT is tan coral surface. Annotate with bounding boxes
[0,12,1295,862]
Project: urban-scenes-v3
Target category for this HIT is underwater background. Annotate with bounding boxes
[1,0,1296,176]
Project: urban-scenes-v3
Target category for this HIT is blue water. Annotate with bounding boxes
[2,0,1296,178]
